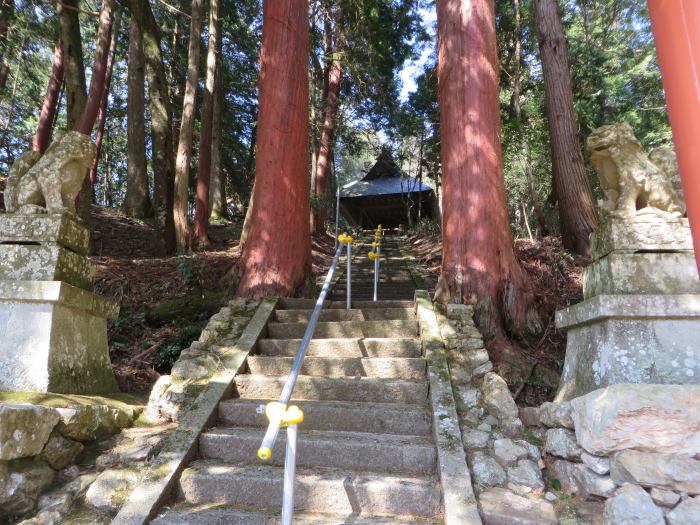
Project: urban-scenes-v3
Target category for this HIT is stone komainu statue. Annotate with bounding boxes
[586,122,686,217]
[4,131,96,215]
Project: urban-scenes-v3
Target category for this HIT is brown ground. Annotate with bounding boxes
[91,206,336,394]
[406,232,584,405]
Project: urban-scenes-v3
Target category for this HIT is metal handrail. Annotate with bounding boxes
[369,225,382,301]
[256,234,351,525]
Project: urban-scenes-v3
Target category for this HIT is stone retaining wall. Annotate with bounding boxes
[526,384,700,525]
[0,398,138,522]
[437,304,557,525]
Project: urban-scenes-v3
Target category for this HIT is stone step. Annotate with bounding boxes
[267,320,418,339]
[217,398,432,436]
[247,356,426,380]
[277,298,414,310]
[152,504,439,524]
[199,427,436,474]
[234,375,429,405]
[274,308,415,323]
[256,338,422,358]
[179,461,443,518]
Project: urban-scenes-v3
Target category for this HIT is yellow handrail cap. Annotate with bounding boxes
[282,405,304,425]
[258,447,272,461]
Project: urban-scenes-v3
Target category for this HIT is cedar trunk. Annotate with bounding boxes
[124,14,152,218]
[0,0,14,92]
[58,0,86,130]
[88,12,120,191]
[236,0,311,297]
[193,0,221,247]
[435,0,539,339]
[131,0,177,255]
[312,11,342,234]
[209,62,225,219]
[534,0,597,256]
[77,0,115,135]
[173,0,205,250]
[33,42,64,153]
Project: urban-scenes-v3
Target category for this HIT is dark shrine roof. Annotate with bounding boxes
[339,150,433,199]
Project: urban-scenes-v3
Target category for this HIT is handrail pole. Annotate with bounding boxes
[280,423,298,525]
[258,239,345,456]
[334,187,340,250]
[346,240,352,309]
[373,243,380,301]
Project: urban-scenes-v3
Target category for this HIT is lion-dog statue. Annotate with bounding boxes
[586,123,686,217]
[4,131,96,215]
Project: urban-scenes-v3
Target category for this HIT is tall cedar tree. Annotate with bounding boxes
[58,0,86,130]
[209,61,224,219]
[312,1,343,234]
[89,12,120,189]
[173,0,205,250]
[512,0,547,234]
[77,0,115,135]
[123,14,152,218]
[193,0,222,247]
[534,0,597,256]
[129,0,177,255]
[435,0,540,342]
[33,42,63,153]
[0,0,14,91]
[236,0,311,297]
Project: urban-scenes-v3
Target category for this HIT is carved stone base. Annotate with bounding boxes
[554,294,700,402]
[583,252,700,298]
[0,281,119,394]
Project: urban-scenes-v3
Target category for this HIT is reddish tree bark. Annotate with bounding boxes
[312,4,343,234]
[236,0,311,298]
[33,42,64,153]
[88,12,120,193]
[435,0,540,340]
[193,0,221,248]
[173,0,205,250]
[534,0,597,256]
[77,0,115,134]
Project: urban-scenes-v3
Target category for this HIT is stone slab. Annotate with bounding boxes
[583,252,700,298]
[416,290,482,525]
[110,297,277,525]
[0,280,118,318]
[591,215,693,259]
[0,213,90,255]
[0,244,94,290]
[556,295,700,400]
[0,301,119,394]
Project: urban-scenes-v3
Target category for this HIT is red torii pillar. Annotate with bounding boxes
[648,0,700,275]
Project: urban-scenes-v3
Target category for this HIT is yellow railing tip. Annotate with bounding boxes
[257,447,272,461]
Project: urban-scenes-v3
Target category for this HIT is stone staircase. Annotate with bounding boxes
[328,237,417,301]
[152,296,444,524]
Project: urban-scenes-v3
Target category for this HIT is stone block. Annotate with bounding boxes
[39,431,84,469]
[570,384,700,456]
[591,214,693,259]
[610,450,700,494]
[583,252,700,298]
[0,281,119,394]
[0,404,59,460]
[555,295,700,400]
[544,428,582,460]
[666,496,700,525]
[604,483,664,525]
[479,487,556,525]
[0,459,55,516]
[0,244,95,290]
[482,372,519,421]
[0,213,90,255]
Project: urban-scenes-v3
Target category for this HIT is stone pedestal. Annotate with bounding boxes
[0,213,119,394]
[555,213,700,401]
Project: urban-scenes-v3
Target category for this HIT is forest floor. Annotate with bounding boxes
[405,231,585,406]
[91,205,336,394]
